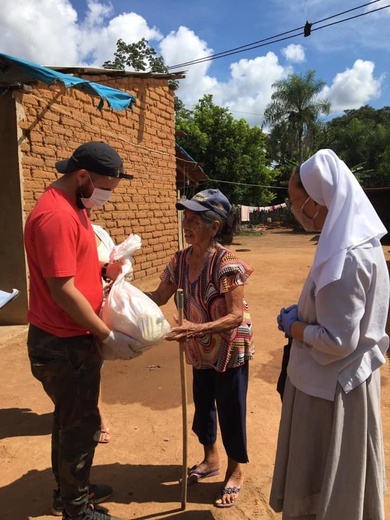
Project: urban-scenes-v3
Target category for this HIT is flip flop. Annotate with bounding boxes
[184,464,220,485]
[98,428,111,444]
[214,486,241,508]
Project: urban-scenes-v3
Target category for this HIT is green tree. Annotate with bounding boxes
[319,105,390,187]
[176,95,276,206]
[102,38,182,110]
[264,70,331,164]
[102,37,168,72]
[377,145,390,186]
[265,118,327,183]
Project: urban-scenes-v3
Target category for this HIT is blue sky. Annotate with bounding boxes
[1,0,389,126]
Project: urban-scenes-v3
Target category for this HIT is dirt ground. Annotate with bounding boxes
[1,228,390,520]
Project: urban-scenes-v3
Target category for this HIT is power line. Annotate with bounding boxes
[168,27,303,70]
[203,178,288,190]
[167,1,388,70]
[168,1,385,69]
[168,30,303,70]
[312,3,390,33]
[314,0,383,24]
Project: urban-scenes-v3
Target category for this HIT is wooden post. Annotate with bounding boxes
[177,288,188,509]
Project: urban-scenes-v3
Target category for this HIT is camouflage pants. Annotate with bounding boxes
[27,324,101,518]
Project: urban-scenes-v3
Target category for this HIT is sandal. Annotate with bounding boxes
[180,464,220,485]
[214,486,241,508]
[98,428,111,444]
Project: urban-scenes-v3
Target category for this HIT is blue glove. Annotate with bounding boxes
[277,304,297,329]
[277,304,298,337]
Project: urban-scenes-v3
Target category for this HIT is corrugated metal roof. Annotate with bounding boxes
[50,65,186,81]
[175,143,208,188]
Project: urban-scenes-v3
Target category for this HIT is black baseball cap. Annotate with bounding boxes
[55,141,133,179]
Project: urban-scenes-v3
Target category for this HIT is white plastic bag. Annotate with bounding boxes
[101,234,171,352]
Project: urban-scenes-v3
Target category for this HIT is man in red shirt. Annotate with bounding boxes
[25,142,137,520]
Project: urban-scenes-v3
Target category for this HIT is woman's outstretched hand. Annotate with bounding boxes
[165,317,203,341]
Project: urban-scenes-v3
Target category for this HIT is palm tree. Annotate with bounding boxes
[264,70,331,162]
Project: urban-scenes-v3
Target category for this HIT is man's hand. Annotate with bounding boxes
[105,262,122,281]
[100,330,142,360]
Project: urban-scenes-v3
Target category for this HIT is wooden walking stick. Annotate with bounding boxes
[177,288,188,509]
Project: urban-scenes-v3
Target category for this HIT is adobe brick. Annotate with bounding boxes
[22,156,45,167]
[60,116,82,128]
[42,111,61,122]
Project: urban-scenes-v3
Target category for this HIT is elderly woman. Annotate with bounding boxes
[270,149,389,519]
[146,188,255,508]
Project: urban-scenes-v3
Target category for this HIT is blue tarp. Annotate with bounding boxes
[0,53,136,111]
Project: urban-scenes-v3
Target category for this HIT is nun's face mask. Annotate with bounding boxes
[291,196,321,232]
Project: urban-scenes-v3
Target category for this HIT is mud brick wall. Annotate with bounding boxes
[15,74,178,286]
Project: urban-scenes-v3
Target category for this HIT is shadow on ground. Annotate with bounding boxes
[0,408,52,439]
[0,463,221,520]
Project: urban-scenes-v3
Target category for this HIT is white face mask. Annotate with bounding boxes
[291,196,320,232]
[79,175,112,208]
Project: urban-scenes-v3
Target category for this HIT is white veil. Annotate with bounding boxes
[300,149,387,294]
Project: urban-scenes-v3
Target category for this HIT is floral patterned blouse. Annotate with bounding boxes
[161,245,255,372]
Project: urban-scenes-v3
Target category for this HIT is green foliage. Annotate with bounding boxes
[264,70,331,164]
[102,37,180,98]
[264,72,390,189]
[102,38,168,72]
[176,95,277,206]
[318,105,390,187]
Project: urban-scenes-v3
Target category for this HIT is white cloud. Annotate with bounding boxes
[82,12,162,68]
[160,28,290,127]
[159,25,214,103]
[212,53,290,126]
[319,60,383,113]
[161,26,212,72]
[281,44,305,63]
[0,0,162,67]
[0,0,80,65]
[82,0,113,28]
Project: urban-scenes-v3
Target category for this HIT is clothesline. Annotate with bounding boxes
[240,203,288,221]
[252,202,287,213]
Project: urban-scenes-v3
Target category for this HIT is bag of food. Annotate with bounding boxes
[101,234,171,351]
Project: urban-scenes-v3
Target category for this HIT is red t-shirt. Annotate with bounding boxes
[24,186,103,337]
